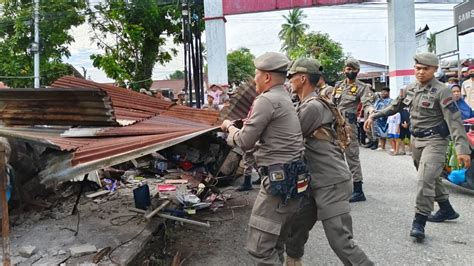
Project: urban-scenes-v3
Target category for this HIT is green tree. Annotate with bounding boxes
[227,48,255,87]
[290,32,345,84]
[278,8,309,56]
[87,0,198,90]
[0,0,86,87]
[168,70,184,80]
[427,32,436,53]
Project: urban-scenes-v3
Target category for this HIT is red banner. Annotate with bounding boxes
[223,0,367,15]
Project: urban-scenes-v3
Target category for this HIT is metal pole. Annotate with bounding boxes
[457,53,461,81]
[0,146,11,266]
[34,0,40,88]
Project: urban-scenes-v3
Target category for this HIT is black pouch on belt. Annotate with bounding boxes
[267,160,310,203]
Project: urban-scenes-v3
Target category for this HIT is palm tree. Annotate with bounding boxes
[279,8,309,55]
[427,32,436,53]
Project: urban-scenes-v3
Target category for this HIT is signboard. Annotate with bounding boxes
[454,0,474,35]
[435,26,459,56]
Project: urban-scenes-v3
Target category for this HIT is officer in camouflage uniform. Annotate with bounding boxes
[221,52,305,265]
[365,52,471,241]
[332,58,373,202]
[285,58,373,266]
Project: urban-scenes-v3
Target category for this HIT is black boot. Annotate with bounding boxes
[252,176,261,185]
[236,175,253,191]
[363,141,374,148]
[370,140,379,150]
[427,200,460,223]
[410,213,427,240]
[349,181,366,203]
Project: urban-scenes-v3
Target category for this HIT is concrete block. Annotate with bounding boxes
[69,244,97,257]
[19,245,38,258]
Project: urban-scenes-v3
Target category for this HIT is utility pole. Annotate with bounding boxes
[33,0,40,88]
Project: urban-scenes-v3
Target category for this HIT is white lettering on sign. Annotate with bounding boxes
[458,10,474,23]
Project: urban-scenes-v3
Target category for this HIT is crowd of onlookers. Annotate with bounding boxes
[137,83,232,111]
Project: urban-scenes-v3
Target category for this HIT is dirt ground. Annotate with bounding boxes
[134,175,257,266]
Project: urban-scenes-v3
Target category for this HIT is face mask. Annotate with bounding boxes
[345,71,358,80]
[470,73,474,78]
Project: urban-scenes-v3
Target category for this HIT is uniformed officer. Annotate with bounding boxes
[316,74,334,97]
[332,58,373,202]
[285,58,373,266]
[364,52,471,241]
[220,52,305,265]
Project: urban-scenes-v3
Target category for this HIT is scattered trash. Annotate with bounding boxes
[103,178,118,192]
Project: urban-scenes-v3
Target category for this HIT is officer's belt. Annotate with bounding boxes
[411,122,448,138]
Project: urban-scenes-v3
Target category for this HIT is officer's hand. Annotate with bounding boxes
[363,118,373,132]
[220,120,233,132]
[402,121,409,129]
[457,154,471,169]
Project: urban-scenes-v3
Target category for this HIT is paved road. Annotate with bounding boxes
[302,147,474,265]
[175,147,474,265]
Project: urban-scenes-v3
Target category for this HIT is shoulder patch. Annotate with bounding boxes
[442,96,453,105]
[429,87,438,94]
[446,102,459,113]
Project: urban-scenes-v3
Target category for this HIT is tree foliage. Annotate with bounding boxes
[290,32,345,84]
[87,0,191,90]
[168,70,184,80]
[427,32,436,53]
[227,48,255,87]
[0,0,86,87]
[278,8,309,56]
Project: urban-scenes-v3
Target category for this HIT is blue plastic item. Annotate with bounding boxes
[447,169,467,185]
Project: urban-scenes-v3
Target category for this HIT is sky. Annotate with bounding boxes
[65,2,474,83]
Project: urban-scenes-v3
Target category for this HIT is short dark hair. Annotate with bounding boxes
[308,73,322,86]
[381,87,390,92]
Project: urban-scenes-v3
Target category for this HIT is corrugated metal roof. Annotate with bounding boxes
[0,76,225,186]
[0,88,118,126]
[51,76,174,122]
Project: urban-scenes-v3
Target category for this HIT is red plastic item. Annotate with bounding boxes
[157,184,177,192]
[179,161,193,171]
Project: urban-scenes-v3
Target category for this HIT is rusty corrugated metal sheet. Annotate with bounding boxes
[220,80,257,121]
[51,76,173,121]
[0,88,118,126]
[162,105,220,126]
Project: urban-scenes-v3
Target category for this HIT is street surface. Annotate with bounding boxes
[171,147,474,265]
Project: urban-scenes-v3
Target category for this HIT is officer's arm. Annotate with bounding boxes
[371,96,405,120]
[439,88,471,155]
[297,101,326,136]
[227,96,273,151]
[360,84,376,114]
